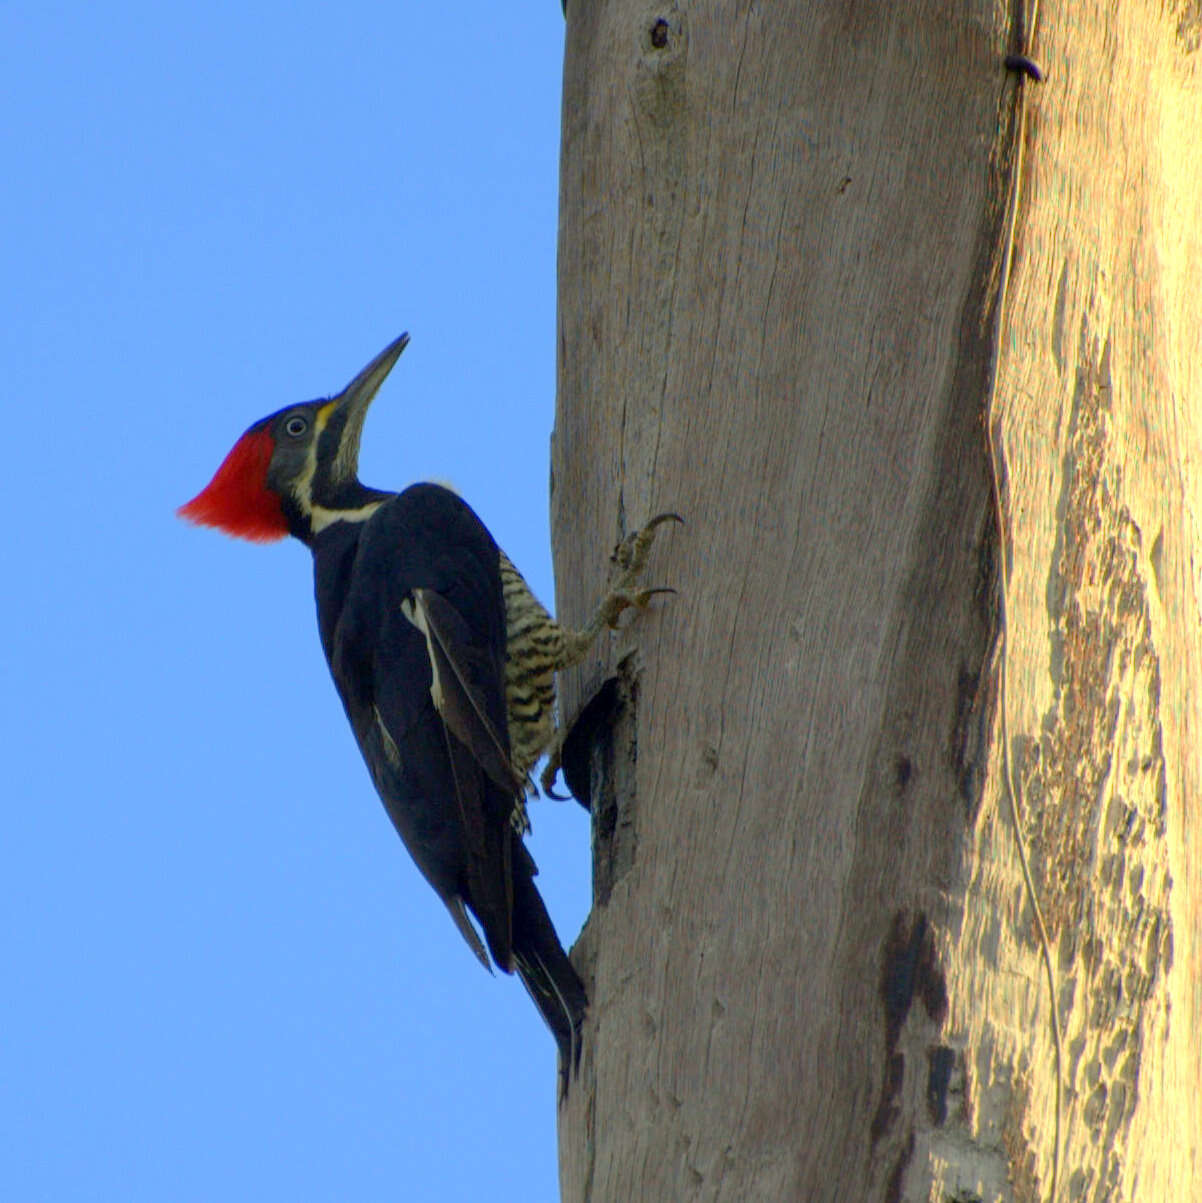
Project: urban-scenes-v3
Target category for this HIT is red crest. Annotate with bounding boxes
[178,429,289,542]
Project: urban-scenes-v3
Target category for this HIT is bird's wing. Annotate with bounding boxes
[402,586,524,964]
[401,587,524,798]
[331,486,523,972]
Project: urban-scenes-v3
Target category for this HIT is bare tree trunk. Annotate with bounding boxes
[551,2,1201,1199]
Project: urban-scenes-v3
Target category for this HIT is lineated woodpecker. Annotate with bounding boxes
[178,333,677,1069]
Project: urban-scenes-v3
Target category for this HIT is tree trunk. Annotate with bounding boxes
[551,2,1201,1199]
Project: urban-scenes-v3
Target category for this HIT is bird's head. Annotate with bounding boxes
[178,333,409,543]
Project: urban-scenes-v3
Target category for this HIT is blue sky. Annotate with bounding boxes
[3,5,584,1199]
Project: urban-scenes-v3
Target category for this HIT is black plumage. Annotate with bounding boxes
[179,335,586,1069]
[180,334,676,1073]
[313,484,585,1064]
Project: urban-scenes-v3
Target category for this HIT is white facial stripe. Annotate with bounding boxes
[287,403,383,533]
[286,405,325,523]
[308,501,383,532]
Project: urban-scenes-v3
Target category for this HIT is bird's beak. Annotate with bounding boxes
[329,332,410,482]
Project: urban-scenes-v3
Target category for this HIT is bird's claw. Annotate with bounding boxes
[541,766,571,801]
[604,513,683,627]
[603,585,676,629]
[612,511,684,574]
[539,738,573,800]
[540,511,682,802]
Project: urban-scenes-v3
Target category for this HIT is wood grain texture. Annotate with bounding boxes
[551,1,1201,1198]
[978,2,1202,1197]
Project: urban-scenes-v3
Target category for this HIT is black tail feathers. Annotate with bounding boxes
[510,853,587,1075]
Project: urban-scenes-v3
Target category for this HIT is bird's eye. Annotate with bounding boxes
[284,415,308,438]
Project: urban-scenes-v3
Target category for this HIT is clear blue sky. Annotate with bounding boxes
[3,5,584,1199]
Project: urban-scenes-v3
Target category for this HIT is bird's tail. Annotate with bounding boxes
[510,845,587,1075]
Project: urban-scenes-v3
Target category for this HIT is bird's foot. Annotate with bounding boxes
[593,584,677,631]
[558,511,682,666]
[540,735,571,800]
[612,511,683,576]
[542,512,683,800]
[600,512,683,630]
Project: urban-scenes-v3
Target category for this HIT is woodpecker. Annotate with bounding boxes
[178,333,677,1069]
